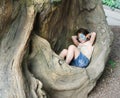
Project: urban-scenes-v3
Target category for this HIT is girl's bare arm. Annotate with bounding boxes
[89,32,96,45]
[71,36,79,46]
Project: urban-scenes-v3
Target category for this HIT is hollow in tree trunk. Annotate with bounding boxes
[0,0,113,98]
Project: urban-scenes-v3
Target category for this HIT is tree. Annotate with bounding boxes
[0,0,113,98]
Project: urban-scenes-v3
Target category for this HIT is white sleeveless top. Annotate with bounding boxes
[77,42,94,60]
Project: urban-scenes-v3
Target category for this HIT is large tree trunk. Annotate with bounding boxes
[0,0,113,98]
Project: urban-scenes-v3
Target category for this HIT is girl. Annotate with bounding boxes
[59,28,96,68]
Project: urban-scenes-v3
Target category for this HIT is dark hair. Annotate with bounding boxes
[75,28,89,36]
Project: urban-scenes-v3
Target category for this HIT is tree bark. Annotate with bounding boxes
[0,0,46,97]
[0,0,113,98]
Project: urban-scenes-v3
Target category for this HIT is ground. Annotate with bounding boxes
[88,26,120,98]
[103,5,120,26]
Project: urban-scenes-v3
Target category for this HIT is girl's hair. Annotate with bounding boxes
[75,28,89,36]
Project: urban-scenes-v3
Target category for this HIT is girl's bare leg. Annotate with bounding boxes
[59,49,68,59]
[66,45,80,64]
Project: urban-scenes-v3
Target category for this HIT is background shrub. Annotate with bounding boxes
[102,0,120,9]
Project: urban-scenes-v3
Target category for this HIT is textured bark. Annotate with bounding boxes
[0,0,113,98]
[0,0,46,98]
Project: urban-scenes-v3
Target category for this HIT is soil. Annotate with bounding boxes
[88,26,120,98]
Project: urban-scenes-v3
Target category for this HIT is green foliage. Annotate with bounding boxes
[114,0,120,9]
[102,0,120,9]
[108,59,117,68]
[102,0,115,7]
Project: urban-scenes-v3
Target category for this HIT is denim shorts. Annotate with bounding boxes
[70,52,90,68]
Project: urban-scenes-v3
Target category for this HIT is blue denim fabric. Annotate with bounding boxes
[70,52,89,68]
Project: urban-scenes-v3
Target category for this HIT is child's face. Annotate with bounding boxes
[78,33,87,43]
